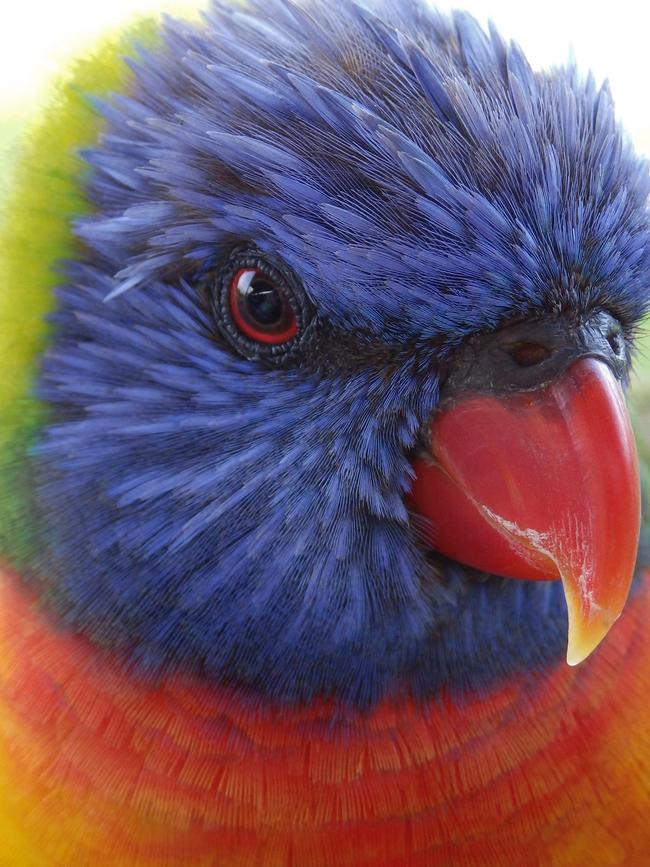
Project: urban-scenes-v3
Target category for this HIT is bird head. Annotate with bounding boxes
[23,0,650,704]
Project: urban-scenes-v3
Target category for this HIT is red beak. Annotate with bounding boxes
[409,358,641,665]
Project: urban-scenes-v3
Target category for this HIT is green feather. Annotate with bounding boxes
[0,20,161,567]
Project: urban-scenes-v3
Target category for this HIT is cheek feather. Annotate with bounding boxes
[1,567,650,866]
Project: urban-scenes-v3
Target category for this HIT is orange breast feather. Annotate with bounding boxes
[0,568,649,866]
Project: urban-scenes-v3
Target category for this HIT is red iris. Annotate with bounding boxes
[229,268,298,344]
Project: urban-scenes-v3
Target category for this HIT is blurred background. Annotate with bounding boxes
[2,1,650,151]
[1,0,649,439]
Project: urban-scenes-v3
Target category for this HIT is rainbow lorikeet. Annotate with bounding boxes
[1,1,650,864]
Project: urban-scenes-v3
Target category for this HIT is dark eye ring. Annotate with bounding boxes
[210,248,311,361]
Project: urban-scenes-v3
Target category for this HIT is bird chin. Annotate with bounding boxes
[408,358,641,666]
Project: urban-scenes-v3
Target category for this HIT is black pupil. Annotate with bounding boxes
[245,278,284,327]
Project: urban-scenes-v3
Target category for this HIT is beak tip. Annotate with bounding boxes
[566,646,589,667]
[565,630,592,666]
[564,605,623,667]
[566,637,601,667]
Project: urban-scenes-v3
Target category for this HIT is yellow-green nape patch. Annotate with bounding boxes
[0,19,161,567]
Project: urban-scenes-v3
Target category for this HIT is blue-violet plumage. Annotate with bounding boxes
[33,0,650,704]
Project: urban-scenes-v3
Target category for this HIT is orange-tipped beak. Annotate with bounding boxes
[409,358,641,665]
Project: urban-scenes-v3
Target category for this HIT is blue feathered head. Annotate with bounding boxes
[33,0,650,704]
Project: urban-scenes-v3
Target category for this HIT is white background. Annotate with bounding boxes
[1,0,649,156]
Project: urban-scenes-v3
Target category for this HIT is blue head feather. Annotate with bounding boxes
[32,0,650,704]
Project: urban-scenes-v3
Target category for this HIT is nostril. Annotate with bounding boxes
[606,330,623,356]
[508,342,551,368]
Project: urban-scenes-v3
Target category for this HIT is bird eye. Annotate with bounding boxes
[210,247,312,361]
[229,268,298,344]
